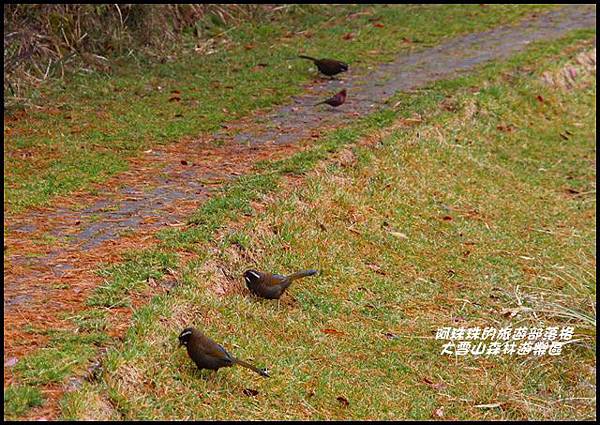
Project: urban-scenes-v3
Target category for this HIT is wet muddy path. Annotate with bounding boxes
[3,2,596,399]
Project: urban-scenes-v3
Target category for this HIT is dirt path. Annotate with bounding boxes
[3,1,595,403]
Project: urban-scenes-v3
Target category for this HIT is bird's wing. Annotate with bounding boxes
[202,339,233,362]
[215,344,233,361]
[269,274,288,285]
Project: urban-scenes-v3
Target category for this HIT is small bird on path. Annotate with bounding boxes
[298,55,348,77]
[314,89,347,107]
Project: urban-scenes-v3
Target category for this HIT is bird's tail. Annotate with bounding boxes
[233,358,270,377]
[313,101,327,106]
[287,269,319,281]
[298,54,317,62]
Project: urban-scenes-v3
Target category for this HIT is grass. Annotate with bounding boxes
[3,4,555,214]
[4,386,44,419]
[87,250,179,308]
[3,5,594,421]
[13,330,109,386]
[55,32,596,420]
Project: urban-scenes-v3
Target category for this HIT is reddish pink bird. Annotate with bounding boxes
[314,89,347,107]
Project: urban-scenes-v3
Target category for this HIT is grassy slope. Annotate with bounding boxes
[3,4,554,214]
[4,5,595,421]
[54,33,596,420]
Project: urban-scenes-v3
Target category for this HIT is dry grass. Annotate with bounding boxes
[3,4,312,107]
[541,47,596,90]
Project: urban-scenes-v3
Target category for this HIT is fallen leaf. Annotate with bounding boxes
[442,215,453,221]
[400,117,422,125]
[244,44,255,50]
[565,188,580,195]
[322,328,345,336]
[383,332,399,340]
[373,22,385,28]
[180,160,188,165]
[422,377,447,391]
[432,406,444,418]
[367,263,387,275]
[389,231,408,239]
[536,95,545,103]
[336,396,350,406]
[251,65,266,72]
[342,32,354,40]
[168,94,181,102]
[496,124,516,133]
[243,388,259,396]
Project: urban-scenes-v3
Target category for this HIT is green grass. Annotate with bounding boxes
[87,250,179,308]
[13,330,109,386]
[56,33,596,420]
[3,4,555,214]
[65,310,109,333]
[4,386,44,419]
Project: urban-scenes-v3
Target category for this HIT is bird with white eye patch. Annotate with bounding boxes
[243,268,319,300]
[178,327,269,377]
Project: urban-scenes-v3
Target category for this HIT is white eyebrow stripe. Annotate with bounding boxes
[180,330,192,338]
[248,271,260,279]
[244,276,251,284]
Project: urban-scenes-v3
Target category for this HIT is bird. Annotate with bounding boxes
[244,269,319,299]
[298,55,348,77]
[178,327,269,377]
[314,89,347,107]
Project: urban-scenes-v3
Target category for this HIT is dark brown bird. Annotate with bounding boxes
[244,269,319,300]
[298,55,348,77]
[314,89,347,107]
[178,327,269,377]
